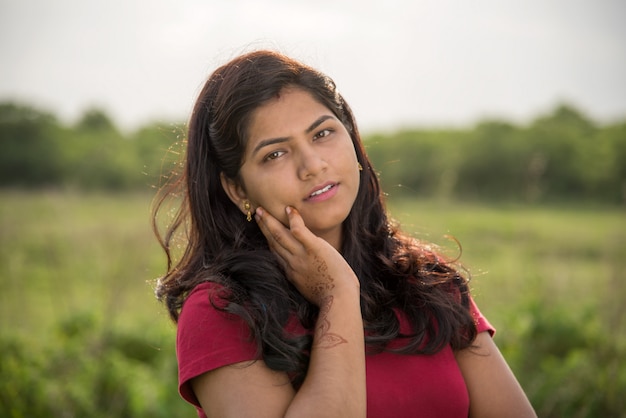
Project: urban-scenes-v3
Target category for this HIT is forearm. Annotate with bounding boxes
[285,290,366,418]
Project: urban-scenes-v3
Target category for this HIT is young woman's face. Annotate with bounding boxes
[226,87,360,249]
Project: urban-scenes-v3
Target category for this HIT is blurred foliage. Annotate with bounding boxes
[0,314,188,418]
[364,104,626,204]
[1,101,625,204]
[1,100,625,417]
[0,191,195,417]
[0,102,184,190]
[498,299,626,417]
[1,191,624,417]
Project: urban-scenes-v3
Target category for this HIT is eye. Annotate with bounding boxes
[264,150,285,161]
[313,128,333,140]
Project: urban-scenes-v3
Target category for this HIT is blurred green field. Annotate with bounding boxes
[0,190,165,334]
[1,190,624,417]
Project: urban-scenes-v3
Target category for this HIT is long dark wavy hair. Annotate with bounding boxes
[153,50,476,387]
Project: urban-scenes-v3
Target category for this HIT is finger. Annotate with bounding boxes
[285,206,317,247]
[255,207,299,256]
[255,207,289,252]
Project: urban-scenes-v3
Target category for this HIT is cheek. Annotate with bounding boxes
[256,197,289,227]
[247,184,290,226]
[267,207,290,227]
[338,145,360,178]
[338,136,358,164]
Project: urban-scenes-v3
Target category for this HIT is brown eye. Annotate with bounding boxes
[313,129,332,140]
[264,150,285,161]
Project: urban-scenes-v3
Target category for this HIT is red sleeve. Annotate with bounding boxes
[176,282,259,408]
[468,296,495,336]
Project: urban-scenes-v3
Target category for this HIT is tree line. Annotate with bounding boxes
[0,103,182,190]
[366,105,625,204]
[1,101,624,204]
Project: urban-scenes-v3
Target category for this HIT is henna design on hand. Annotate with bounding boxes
[313,295,347,349]
[308,256,335,300]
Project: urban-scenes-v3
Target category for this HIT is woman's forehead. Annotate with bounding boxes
[246,88,333,142]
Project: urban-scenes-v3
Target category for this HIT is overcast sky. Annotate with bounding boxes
[1,0,625,133]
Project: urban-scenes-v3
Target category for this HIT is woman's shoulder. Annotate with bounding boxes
[467,296,496,336]
[177,279,258,351]
[179,280,234,319]
[176,280,259,409]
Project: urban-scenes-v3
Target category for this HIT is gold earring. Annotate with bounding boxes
[244,201,252,222]
[358,162,363,171]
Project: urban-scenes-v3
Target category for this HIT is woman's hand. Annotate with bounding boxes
[254,205,366,417]
[192,206,366,417]
[255,206,359,306]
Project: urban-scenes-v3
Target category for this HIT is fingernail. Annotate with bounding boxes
[255,207,264,217]
[285,206,292,215]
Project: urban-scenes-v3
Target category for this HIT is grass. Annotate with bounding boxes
[1,190,624,417]
[0,190,168,336]
[387,197,626,329]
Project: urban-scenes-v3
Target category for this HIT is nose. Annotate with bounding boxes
[297,145,327,180]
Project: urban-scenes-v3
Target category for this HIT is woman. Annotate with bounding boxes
[153,50,536,417]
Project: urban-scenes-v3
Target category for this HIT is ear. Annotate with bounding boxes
[220,172,248,214]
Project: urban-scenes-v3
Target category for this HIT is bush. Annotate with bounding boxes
[499,300,626,417]
[0,313,192,418]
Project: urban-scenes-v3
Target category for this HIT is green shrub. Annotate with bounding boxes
[500,300,626,417]
[0,314,191,418]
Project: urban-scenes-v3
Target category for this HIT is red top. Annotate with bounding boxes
[177,282,495,418]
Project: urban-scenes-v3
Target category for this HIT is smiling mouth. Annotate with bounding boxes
[309,184,335,198]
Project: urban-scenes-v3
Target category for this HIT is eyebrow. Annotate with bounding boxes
[251,115,335,157]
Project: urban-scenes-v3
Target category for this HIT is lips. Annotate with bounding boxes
[306,182,337,200]
[310,184,334,197]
